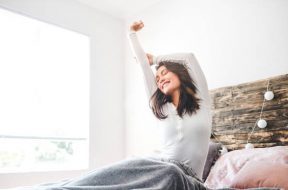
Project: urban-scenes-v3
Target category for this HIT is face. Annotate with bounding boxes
[156,66,181,95]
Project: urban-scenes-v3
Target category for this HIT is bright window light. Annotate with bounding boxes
[0,8,90,173]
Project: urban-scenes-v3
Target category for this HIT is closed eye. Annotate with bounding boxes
[162,69,168,75]
[156,69,169,83]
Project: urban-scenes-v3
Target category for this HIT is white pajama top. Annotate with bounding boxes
[128,31,212,179]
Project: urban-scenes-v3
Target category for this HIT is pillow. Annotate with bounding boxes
[202,141,222,181]
[204,146,288,189]
[229,161,288,189]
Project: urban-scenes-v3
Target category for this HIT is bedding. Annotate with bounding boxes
[9,156,207,190]
[204,146,288,190]
[202,141,222,182]
[7,155,282,190]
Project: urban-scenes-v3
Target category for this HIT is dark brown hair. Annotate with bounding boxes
[150,61,201,120]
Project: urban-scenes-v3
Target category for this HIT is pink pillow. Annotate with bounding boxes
[204,146,288,189]
[229,161,288,189]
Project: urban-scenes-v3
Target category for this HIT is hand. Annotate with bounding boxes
[130,20,144,32]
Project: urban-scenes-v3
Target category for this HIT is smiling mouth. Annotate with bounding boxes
[161,81,170,90]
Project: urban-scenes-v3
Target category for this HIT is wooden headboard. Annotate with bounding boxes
[209,74,288,150]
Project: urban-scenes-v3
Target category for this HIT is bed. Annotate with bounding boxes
[6,74,287,190]
[203,73,288,190]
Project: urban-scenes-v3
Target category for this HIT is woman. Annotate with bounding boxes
[128,20,212,182]
[14,21,211,190]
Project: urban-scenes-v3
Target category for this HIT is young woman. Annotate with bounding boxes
[128,20,212,181]
[13,21,211,190]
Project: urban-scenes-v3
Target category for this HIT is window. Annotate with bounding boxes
[0,8,90,172]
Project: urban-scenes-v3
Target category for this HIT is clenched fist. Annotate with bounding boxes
[130,20,144,32]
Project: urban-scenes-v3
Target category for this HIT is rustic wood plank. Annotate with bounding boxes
[209,74,288,150]
[211,130,288,150]
[212,108,288,129]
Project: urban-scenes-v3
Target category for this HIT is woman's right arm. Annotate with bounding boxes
[128,21,158,98]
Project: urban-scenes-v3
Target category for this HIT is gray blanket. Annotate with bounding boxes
[10,157,281,190]
[12,157,205,190]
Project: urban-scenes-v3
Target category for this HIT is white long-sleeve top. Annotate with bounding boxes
[128,31,212,179]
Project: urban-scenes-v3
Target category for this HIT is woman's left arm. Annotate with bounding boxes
[128,23,158,99]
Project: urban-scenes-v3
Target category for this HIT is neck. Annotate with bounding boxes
[171,90,180,107]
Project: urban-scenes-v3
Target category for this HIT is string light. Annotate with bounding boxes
[211,132,228,155]
[246,80,274,149]
[264,91,274,101]
[212,79,274,152]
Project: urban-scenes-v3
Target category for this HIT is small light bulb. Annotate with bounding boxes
[264,91,274,101]
[245,143,254,149]
[257,119,267,128]
[220,145,228,155]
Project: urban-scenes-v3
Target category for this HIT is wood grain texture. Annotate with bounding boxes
[209,74,288,150]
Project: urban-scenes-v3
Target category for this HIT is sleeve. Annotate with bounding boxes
[128,31,158,98]
[153,53,211,106]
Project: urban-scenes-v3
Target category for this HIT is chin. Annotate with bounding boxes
[162,89,172,96]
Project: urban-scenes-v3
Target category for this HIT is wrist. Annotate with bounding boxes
[129,30,136,34]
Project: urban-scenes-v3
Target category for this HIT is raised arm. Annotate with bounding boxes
[153,53,211,106]
[128,21,157,98]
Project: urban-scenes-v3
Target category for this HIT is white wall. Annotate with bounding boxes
[124,0,288,156]
[0,0,125,188]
